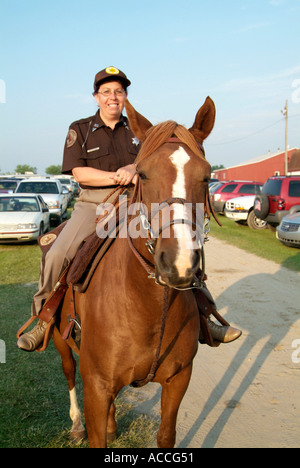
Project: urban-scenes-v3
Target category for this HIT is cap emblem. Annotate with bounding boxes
[105,67,120,75]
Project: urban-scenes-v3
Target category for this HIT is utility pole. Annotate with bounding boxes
[281,100,288,175]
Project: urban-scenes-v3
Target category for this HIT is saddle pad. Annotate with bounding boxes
[67,224,120,293]
[38,221,68,255]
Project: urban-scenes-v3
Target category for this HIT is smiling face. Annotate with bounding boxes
[94,80,127,124]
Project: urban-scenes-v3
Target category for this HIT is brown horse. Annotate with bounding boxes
[52,97,216,448]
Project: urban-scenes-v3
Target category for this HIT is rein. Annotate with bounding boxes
[131,286,170,388]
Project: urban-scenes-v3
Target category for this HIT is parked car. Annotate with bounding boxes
[0,194,50,243]
[225,195,267,230]
[16,178,68,224]
[211,181,263,213]
[72,181,81,197]
[254,176,300,227]
[61,185,73,206]
[52,176,75,200]
[276,212,300,248]
[209,181,224,194]
[0,179,19,194]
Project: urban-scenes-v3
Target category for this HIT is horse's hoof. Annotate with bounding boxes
[107,431,117,444]
[70,429,86,443]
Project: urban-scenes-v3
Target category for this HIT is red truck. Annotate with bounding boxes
[254,176,300,226]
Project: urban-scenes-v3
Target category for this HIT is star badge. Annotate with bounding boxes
[132,137,140,146]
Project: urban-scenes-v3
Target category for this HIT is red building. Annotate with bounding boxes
[213,147,300,182]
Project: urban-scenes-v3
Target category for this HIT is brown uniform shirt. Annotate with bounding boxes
[62,111,140,189]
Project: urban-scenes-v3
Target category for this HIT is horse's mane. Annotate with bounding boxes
[135,121,206,168]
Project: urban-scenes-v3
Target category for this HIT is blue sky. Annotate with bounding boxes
[0,0,300,174]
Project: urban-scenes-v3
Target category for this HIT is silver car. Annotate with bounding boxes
[276,212,300,248]
[16,178,68,224]
[0,194,50,243]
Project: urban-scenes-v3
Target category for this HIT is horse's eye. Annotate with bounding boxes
[139,173,147,181]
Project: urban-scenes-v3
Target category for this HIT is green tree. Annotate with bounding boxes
[15,164,37,174]
[45,165,62,175]
[211,164,225,172]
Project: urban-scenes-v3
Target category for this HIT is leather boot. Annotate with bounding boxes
[195,283,242,345]
[17,319,48,352]
[207,317,242,343]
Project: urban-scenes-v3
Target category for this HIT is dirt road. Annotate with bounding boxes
[126,237,300,448]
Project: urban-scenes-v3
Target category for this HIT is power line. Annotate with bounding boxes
[207,114,300,146]
[209,113,300,146]
[208,117,285,145]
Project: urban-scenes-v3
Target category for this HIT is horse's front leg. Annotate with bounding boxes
[107,401,118,443]
[69,386,86,442]
[158,363,193,448]
[52,328,85,442]
[82,375,115,448]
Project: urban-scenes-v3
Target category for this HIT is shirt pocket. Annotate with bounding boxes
[83,146,111,170]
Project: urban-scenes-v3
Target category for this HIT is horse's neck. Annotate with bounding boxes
[116,236,166,306]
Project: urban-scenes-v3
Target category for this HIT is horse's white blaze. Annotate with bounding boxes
[169,147,194,277]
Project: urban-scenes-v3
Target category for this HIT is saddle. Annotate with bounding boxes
[17,190,127,352]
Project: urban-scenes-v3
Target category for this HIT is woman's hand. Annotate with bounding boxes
[111,163,137,186]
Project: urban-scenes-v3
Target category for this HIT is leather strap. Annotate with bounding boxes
[38,268,69,323]
[16,267,70,347]
[61,286,77,341]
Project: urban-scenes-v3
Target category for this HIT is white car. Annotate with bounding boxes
[276,213,300,248]
[0,194,50,243]
[16,178,68,225]
[225,195,267,230]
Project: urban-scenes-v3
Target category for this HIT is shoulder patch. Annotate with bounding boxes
[39,233,57,246]
[66,129,77,148]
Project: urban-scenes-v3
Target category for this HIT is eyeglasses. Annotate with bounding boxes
[98,89,125,97]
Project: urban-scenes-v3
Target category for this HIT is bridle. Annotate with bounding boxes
[127,137,219,290]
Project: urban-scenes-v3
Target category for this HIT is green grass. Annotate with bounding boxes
[209,216,300,272]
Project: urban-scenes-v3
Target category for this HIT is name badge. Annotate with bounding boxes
[87,147,100,153]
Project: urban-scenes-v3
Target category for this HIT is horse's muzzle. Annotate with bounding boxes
[155,248,201,289]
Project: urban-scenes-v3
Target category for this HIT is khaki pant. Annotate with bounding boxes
[32,188,120,316]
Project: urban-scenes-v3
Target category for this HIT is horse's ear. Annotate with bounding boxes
[189,96,216,143]
[125,98,153,141]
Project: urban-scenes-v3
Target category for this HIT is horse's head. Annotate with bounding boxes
[126,97,216,289]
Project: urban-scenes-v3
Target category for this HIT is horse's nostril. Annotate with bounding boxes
[160,251,171,272]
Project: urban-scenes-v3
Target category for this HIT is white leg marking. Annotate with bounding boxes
[169,147,194,277]
[69,387,85,434]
